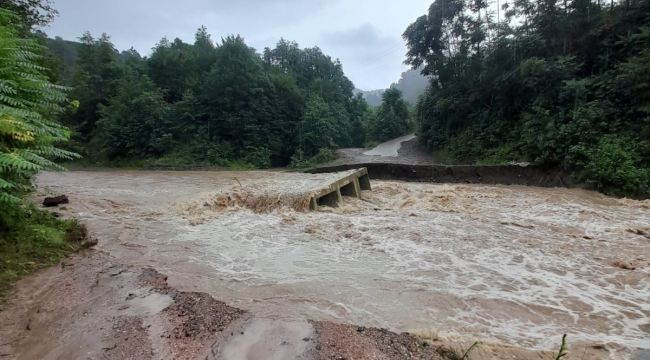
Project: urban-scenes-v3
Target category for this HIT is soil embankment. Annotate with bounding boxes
[308,162,571,188]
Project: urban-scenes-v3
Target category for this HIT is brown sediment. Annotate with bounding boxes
[311,322,443,360]
[0,252,247,360]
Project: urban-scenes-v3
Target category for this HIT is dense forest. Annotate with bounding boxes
[405,0,650,196]
[44,31,412,169]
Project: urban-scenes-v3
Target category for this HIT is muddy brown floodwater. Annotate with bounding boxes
[19,171,650,358]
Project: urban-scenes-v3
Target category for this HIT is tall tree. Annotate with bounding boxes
[369,87,411,142]
[66,32,122,143]
[199,35,275,155]
[405,0,650,196]
[0,9,77,206]
[0,0,57,28]
[97,71,171,160]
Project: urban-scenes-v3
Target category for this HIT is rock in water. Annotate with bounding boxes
[43,195,69,207]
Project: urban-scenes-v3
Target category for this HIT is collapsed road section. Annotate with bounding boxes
[308,168,371,210]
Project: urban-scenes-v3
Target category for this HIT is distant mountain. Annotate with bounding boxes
[357,89,384,107]
[357,68,430,107]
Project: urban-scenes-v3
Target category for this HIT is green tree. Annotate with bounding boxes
[0,9,77,206]
[369,87,411,142]
[299,94,337,158]
[46,30,369,169]
[147,37,192,102]
[0,0,57,28]
[405,0,650,196]
[65,32,122,144]
[96,71,171,160]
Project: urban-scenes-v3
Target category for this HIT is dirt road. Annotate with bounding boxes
[335,135,438,165]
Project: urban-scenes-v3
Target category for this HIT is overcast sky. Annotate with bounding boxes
[44,0,432,90]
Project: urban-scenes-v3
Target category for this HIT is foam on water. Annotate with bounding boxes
[175,182,650,354]
[36,171,650,358]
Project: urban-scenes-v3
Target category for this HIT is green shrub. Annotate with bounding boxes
[1,204,81,298]
[242,146,272,169]
[583,136,649,197]
[290,148,335,168]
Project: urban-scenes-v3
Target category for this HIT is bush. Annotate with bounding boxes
[290,148,335,168]
[1,204,82,298]
[242,146,272,169]
[583,136,649,197]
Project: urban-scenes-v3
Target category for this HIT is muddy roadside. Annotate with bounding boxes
[0,248,605,360]
[0,250,445,360]
[334,138,439,166]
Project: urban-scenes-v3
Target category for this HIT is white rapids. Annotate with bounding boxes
[36,170,650,359]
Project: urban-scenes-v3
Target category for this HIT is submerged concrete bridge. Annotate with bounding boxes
[308,168,371,210]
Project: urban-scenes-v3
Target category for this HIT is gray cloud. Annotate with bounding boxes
[45,0,431,89]
[322,23,402,62]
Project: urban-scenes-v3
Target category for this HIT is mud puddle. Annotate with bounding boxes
[28,170,650,359]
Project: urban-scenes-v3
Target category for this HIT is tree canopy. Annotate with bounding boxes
[48,30,382,168]
[0,0,57,28]
[0,9,77,207]
[406,0,650,196]
[369,87,411,142]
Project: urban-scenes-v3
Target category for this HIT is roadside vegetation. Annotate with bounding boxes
[405,0,650,197]
[0,206,82,298]
[0,6,82,299]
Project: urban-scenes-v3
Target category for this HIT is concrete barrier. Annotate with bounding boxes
[309,168,371,210]
[307,163,572,188]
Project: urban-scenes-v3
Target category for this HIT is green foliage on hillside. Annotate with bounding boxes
[0,0,57,28]
[406,0,650,197]
[50,34,375,168]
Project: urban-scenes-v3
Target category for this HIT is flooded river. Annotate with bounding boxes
[36,170,650,358]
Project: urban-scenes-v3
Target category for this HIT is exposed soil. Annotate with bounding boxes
[0,250,248,359]
[311,322,442,359]
[0,251,471,360]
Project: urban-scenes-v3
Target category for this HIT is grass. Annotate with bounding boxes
[554,334,568,360]
[289,148,336,169]
[0,204,83,300]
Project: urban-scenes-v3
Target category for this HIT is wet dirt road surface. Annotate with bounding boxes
[334,135,439,165]
[2,170,650,359]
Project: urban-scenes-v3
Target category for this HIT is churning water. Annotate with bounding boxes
[37,170,650,358]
